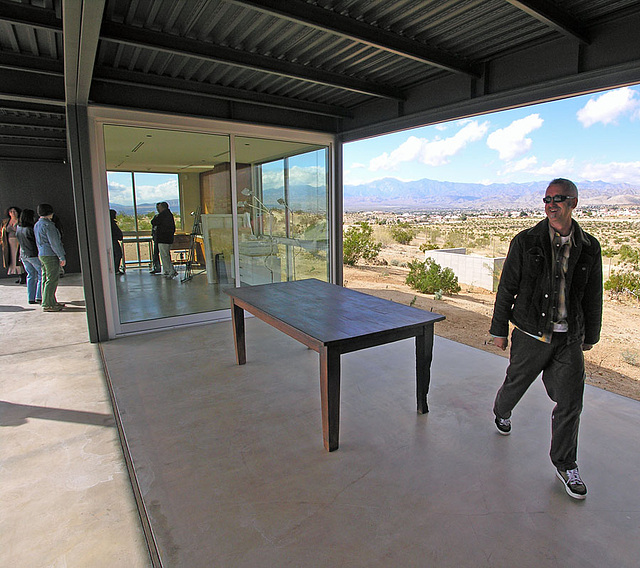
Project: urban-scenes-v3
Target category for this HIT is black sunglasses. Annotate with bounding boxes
[543,195,576,204]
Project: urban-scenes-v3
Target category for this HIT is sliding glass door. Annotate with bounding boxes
[97,116,333,334]
[103,125,233,324]
[234,137,329,285]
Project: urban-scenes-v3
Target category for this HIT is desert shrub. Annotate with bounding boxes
[389,222,418,245]
[406,258,461,295]
[444,229,466,248]
[604,270,640,299]
[621,349,640,367]
[343,222,382,266]
[619,245,639,268]
[419,242,439,252]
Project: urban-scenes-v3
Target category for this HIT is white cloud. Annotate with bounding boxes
[487,114,544,161]
[369,120,489,171]
[577,87,639,127]
[107,181,131,205]
[498,156,538,175]
[580,160,640,183]
[533,158,574,177]
[262,165,326,189]
[350,162,366,169]
[135,179,179,203]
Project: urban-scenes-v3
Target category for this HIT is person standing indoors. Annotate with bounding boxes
[150,221,161,274]
[2,206,26,283]
[110,209,124,275]
[151,202,177,279]
[490,178,603,500]
[16,209,42,304]
[35,203,66,312]
[52,213,65,278]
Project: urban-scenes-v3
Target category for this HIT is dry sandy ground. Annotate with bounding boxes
[344,264,640,402]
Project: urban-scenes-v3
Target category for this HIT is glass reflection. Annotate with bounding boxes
[235,137,329,285]
[103,125,331,327]
[104,125,233,324]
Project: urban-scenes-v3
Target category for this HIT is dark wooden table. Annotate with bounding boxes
[226,279,445,451]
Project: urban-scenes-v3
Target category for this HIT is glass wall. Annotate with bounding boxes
[107,172,181,269]
[235,137,329,285]
[100,122,331,331]
[103,125,234,324]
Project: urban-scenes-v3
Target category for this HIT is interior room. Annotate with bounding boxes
[100,123,331,330]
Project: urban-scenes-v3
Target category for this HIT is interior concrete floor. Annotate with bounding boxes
[100,308,640,567]
[115,265,232,323]
[0,275,150,567]
[4,273,640,567]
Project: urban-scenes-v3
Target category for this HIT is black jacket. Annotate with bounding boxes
[151,208,175,244]
[16,225,38,258]
[490,218,603,346]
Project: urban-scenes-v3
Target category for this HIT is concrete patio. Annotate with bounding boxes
[2,274,639,567]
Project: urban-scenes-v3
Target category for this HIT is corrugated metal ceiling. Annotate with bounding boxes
[1,0,640,160]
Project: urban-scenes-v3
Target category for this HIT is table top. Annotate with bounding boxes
[226,278,444,344]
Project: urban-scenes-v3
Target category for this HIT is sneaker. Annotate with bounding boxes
[43,305,63,312]
[165,271,178,279]
[149,270,161,274]
[556,467,587,499]
[495,416,511,435]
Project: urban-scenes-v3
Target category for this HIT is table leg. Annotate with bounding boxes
[319,346,341,451]
[416,325,434,414]
[231,301,246,365]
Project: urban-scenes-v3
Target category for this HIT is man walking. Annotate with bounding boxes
[490,178,602,499]
[35,203,66,312]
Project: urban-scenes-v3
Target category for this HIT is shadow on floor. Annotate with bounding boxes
[0,401,116,428]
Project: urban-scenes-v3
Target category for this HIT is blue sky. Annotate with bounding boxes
[344,85,640,187]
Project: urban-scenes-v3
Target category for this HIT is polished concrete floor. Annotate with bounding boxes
[4,273,640,567]
[0,275,150,567]
[101,310,640,567]
[115,265,232,323]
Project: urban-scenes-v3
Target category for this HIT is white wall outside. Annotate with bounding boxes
[424,249,505,292]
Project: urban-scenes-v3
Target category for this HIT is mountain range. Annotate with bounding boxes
[343,178,640,210]
[110,179,640,215]
[109,199,181,216]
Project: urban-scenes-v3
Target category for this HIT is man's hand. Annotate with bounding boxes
[582,343,593,351]
[59,259,66,267]
[493,337,508,351]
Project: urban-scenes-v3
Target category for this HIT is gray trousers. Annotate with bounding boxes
[494,327,585,471]
[158,243,174,276]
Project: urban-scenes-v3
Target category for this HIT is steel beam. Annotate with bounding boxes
[226,0,479,77]
[100,21,405,100]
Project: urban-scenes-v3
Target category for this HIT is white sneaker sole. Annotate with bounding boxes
[556,470,587,500]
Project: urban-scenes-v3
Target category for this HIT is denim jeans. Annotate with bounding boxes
[21,255,42,302]
[39,255,61,308]
[494,328,585,471]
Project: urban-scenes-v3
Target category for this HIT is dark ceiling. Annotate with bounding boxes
[1,0,640,162]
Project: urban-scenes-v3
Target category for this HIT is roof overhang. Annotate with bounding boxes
[1,0,639,160]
